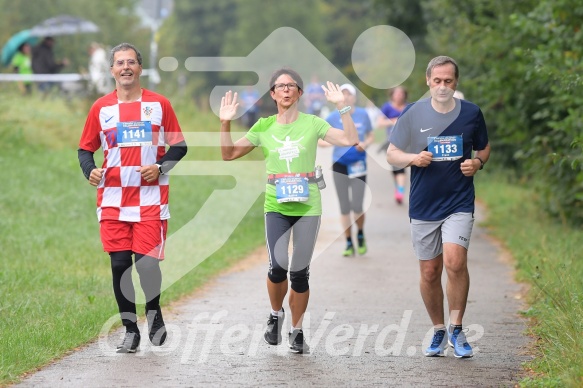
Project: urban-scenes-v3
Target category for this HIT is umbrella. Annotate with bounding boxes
[29,15,100,37]
[1,29,38,67]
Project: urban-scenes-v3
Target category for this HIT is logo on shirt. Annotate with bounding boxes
[272,135,304,173]
[420,127,432,132]
[105,115,114,123]
[143,106,153,118]
[104,128,117,148]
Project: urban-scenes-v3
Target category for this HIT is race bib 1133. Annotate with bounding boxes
[427,135,463,161]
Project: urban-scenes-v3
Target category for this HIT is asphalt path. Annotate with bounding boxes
[17,145,531,387]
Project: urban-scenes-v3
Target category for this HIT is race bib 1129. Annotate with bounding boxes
[275,176,309,203]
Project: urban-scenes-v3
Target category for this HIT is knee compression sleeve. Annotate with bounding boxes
[289,268,309,293]
[268,266,288,284]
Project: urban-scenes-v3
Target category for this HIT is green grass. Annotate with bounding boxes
[476,170,583,387]
[0,92,265,385]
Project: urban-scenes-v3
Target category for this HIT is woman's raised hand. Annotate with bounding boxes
[220,90,239,122]
[321,81,346,106]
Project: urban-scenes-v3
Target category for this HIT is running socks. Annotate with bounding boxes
[449,324,463,333]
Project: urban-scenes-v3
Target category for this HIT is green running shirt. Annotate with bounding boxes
[245,112,330,216]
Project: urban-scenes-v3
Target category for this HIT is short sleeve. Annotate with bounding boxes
[362,111,373,133]
[78,103,103,152]
[161,99,185,146]
[313,115,330,139]
[472,109,489,151]
[244,117,263,146]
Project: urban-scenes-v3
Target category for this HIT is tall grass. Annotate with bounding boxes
[476,169,583,387]
[0,92,265,384]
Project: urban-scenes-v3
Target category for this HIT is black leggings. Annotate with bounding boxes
[265,212,320,293]
[110,250,162,331]
[332,162,367,215]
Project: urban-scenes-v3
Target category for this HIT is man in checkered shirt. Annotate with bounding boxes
[78,42,187,353]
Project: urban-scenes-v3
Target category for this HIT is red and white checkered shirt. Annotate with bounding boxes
[79,89,185,222]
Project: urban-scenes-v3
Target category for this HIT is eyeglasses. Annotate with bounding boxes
[113,59,139,67]
[273,83,298,91]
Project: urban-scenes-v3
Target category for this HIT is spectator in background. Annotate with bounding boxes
[32,36,69,92]
[88,42,112,95]
[11,42,33,95]
[239,85,262,129]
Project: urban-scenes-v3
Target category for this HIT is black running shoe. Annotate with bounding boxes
[263,308,285,345]
[116,331,140,353]
[289,329,310,354]
[146,308,167,346]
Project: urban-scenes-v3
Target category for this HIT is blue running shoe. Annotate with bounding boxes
[449,327,473,358]
[424,329,448,357]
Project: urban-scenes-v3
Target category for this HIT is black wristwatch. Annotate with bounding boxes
[156,164,164,175]
[475,157,484,170]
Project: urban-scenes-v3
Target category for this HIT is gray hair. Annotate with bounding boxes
[109,42,142,67]
[426,56,459,80]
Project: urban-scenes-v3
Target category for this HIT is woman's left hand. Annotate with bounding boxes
[321,81,346,107]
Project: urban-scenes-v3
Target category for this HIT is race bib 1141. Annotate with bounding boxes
[116,121,153,147]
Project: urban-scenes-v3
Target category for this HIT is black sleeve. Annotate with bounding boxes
[78,148,97,180]
[156,140,188,174]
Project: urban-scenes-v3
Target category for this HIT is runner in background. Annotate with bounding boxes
[321,83,374,256]
[378,86,408,204]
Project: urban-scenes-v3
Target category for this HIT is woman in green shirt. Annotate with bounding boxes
[220,67,358,354]
[11,42,33,95]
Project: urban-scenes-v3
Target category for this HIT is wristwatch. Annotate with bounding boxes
[475,157,484,170]
[156,164,164,175]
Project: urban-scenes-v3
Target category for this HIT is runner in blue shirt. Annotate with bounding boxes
[322,84,374,256]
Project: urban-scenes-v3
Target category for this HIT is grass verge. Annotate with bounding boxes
[476,170,583,387]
